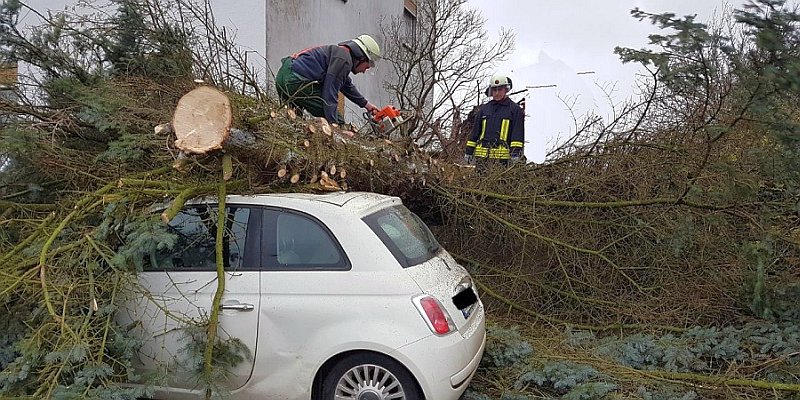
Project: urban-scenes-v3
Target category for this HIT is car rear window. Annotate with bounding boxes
[363,205,440,268]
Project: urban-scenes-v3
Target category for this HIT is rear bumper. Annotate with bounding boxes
[451,330,485,388]
[391,302,486,400]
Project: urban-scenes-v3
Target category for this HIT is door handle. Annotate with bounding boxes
[220,303,255,311]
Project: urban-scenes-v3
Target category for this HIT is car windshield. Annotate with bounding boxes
[363,205,440,268]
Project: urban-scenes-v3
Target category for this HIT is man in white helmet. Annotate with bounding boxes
[275,34,381,124]
[464,74,525,166]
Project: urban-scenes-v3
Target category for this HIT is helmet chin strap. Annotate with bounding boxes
[350,60,361,74]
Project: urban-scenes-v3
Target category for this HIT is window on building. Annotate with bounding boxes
[404,0,417,18]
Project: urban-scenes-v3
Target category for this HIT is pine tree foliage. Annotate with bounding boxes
[514,361,612,394]
[1,0,800,398]
[581,321,800,380]
[440,0,800,331]
[459,390,493,400]
[0,1,458,397]
[637,386,698,400]
[477,324,533,370]
[471,321,799,398]
[175,326,251,400]
[464,1,800,395]
[497,394,531,400]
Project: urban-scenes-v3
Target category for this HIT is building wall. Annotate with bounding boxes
[266,0,408,121]
[19,0,412,123]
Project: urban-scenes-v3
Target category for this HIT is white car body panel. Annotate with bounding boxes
[250,270,427,398]
[120,270,260,391]
[119,192,484,400]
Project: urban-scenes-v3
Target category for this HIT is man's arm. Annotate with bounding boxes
[465,107,483,156]
[340,76,368,108]
[321,54,353,123]
[509,104,525,159]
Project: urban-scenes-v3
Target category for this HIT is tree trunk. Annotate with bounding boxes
[173,86,232,154]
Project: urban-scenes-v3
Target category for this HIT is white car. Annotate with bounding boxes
[119,191,485,400]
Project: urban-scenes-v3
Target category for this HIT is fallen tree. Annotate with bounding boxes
[1,0,799,398]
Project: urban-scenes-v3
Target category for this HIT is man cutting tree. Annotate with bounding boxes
[275,34,381,124]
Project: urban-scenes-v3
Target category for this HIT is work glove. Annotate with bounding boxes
[510,149,525,164]
[463,154,475,165]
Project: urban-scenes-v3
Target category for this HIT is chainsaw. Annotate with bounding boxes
[364,105,406,139]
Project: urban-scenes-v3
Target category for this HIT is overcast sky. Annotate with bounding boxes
[466,0,750,162]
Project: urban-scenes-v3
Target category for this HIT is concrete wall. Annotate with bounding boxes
[266,0,406,121]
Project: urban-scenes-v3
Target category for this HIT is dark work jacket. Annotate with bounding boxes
[465,97,525,159]
[290,45,368,123]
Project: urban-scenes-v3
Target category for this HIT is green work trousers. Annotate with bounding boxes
[275,57,332,120]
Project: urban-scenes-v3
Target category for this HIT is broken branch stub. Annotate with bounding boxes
[172,86,232,154]
[319,175,341,191]
[154,123,173,135]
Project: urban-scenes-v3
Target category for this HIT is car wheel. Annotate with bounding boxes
[320,353,422,400]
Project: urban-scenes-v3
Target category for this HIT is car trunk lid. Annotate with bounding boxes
[405,250,480,336]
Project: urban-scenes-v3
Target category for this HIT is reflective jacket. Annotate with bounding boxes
[465,97,524,160]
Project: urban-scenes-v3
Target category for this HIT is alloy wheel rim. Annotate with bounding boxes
[334,363,406,400]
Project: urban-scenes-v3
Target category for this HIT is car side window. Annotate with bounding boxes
[263,209,349,270]
[146,205,253,271]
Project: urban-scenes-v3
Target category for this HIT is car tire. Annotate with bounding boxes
[319,353,423,400]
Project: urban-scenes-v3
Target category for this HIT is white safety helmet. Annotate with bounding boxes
[485,74,513,96]
[352,34,382,66]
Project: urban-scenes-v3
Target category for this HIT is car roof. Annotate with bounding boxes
[225,191,403,217]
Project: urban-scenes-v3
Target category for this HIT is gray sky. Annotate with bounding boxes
[466,0,745,162]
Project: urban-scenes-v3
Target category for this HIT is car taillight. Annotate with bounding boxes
[413,295,455,335]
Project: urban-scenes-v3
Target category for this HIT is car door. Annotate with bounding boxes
[121,204,261,391]
[252,207,357,396]
[250,205,437,398]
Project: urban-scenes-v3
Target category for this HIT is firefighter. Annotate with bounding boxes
[275,35,381,124]
[464,74,525,167]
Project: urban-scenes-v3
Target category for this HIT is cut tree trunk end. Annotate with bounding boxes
[173,86,232,154]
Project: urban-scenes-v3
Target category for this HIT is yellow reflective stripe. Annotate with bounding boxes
[475,144,510,159]
[466,140,477,148]
[500,119,510,142]
[479,120,486,141]
[510,141,524,148]
[488,147,510,159]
